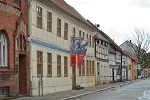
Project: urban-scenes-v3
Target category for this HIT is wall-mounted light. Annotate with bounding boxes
[27,37,32,42]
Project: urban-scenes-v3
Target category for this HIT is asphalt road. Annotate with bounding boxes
[73,78,150,100]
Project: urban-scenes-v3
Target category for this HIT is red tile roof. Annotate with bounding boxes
[48,0,92,27]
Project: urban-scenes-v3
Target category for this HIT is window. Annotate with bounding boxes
[100,46,102,54]
[0,32,7,66]
[37,6,42,28]
[0,87,9,97]
[116,66,120,75]
[82,31,85,39]
[79,66,81,76]
[92,61,94,76]
[64,23,68,40]
[89,35,91,47]
[14,0,20,7]
[57,18,61,37]
[86,34,88,39]
[82,60,85,76]
[87,34,90,47]
[64,56,68,77]
[73,27,76,36]
[92,36,94,48]
[89,60,91,75]
[47,53,52,77]
[86,60,89,76]
[103,48,104,54]
[37,51,43,77]
[47,11,52,32]
[79,30,81,37]
[57,55,61,77]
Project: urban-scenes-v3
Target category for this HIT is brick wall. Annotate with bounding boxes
[0,0,29,97]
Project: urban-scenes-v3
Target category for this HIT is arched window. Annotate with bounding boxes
[0,31,7,66]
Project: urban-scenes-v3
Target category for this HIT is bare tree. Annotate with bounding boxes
[126,28,150,69]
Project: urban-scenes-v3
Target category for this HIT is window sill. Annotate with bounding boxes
[0,68,15,74]
[64,37,68,40]
[37,26,42,29]
[14,5,21,10]
[47,75,52,77]
[47,29,52,32]
[64,75,68,77]
[57,34,61,37]
[37,75,43,77]
[0,0,6,4]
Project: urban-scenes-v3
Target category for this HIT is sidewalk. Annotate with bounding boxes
[14,80,139,100]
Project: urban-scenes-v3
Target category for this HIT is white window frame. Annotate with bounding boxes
[0,32,7,66]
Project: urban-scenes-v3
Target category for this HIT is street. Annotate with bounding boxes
[73,79,150,100]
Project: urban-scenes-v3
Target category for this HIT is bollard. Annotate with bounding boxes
[38,76,43,96]
[30,81,32,96]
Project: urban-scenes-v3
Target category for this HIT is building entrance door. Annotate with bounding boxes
[97,62,100,85]
[19,54,27,94]
[72,65,76,89]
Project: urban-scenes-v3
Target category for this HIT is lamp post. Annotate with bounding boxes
[124,63,125,83]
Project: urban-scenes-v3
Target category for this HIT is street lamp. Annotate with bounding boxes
[124,63,125,83]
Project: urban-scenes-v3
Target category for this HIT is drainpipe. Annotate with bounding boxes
[120,51,122,81]
[28,0,32,96]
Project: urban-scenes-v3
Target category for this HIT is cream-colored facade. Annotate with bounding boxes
[94,34,110,85]
[28,0,96,96]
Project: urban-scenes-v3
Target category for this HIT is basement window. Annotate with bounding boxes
[14,0,20,7]
[0,87,10,97]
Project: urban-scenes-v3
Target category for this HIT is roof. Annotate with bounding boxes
[93,31,110,43]
[101,31,122,51]
[109,46,116,54]
[46,0,93,27]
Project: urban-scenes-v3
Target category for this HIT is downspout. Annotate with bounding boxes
[120,51,122,81]
[28,0,32,96]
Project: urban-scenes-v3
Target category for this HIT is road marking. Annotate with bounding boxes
[137,86,150,100]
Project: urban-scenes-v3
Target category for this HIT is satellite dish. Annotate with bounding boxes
[95,24,100,28]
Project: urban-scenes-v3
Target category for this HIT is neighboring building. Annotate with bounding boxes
[129,56,137,80]
[98,32,123,82]
[0,0,29,97]
[122,51,130,81]
[115,51,122,81]
[108,46,117,82]
[28,0,96,96]
[94,31,110,85]
[120,41,140,79]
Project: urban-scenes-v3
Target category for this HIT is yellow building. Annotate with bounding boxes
[28,0,96,96]
[129,56,137,80]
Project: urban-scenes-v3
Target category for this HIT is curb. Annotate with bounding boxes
[61,81,135,100]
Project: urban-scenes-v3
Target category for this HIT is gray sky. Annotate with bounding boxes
[64,0,150,45]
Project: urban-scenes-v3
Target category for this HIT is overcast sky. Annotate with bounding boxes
[64,0,150,45]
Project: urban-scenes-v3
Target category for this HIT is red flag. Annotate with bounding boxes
[70,54,76,67]
[77,54,85,68]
